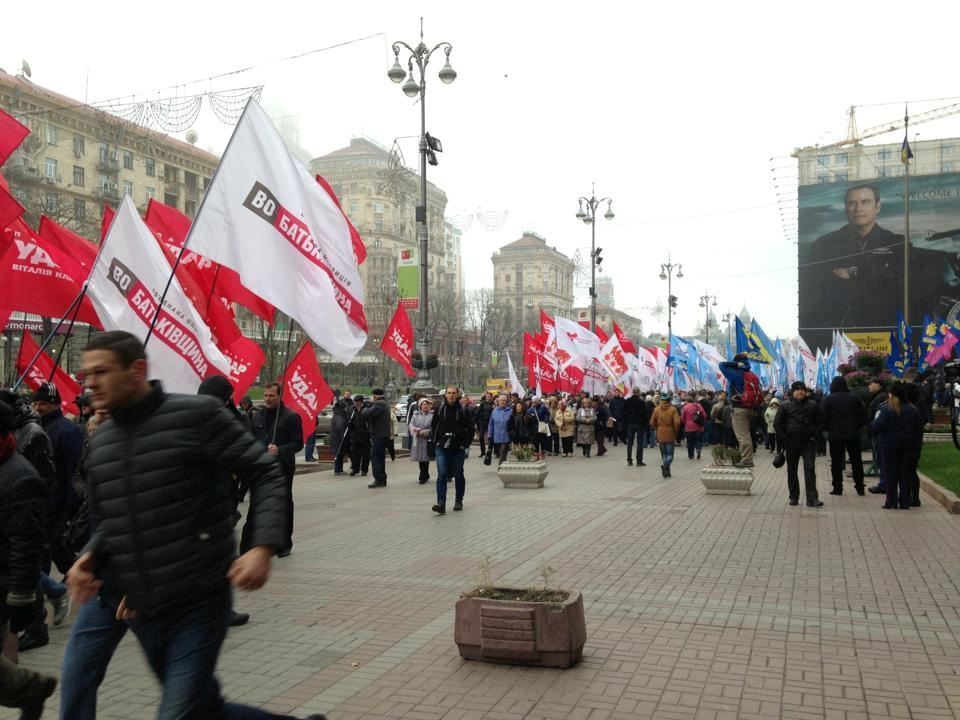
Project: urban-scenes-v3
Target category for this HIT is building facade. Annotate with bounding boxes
[796,137,960,186]
[573,305,644,345]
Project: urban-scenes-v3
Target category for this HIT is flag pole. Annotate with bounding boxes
[47,294,86,381]
[272,316,298,444]
[903,105,911,330]
[144,99,255,349]
[11,288,86,391]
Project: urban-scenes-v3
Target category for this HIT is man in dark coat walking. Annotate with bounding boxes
[774,382,824,508]
[820,376,867,495]
[363,389,392,489]
[622,388,650,467]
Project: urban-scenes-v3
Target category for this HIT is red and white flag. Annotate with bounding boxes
[578,320,609,344]
[187,100,367,363]
[0,174,24,239]
[38,217,98,281]
[598,334,631,383]
[16,331,83,416]
[613,322,637,354]
[553,315,601,371]
[86,196,230,393]
[280,343,334,443]
[380,303,415,378]
[635,346,659,391]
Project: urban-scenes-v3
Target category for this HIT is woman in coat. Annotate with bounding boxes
[409,398,434,484]
[508,401,536,450]
[547,396,561,456]
[555,399,576,457]
[650,392,681,477]
[871,383,924,510]
[528,398,551,461]
[575,397,597,457]
[486,395,513,466]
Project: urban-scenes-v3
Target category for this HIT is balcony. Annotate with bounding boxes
[4,161,40,183]
[96,157,119,174]
[94,185,120,203]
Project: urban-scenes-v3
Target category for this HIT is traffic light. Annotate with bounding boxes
[669,295,678,309]
[594,247,603,267]
[426,133,442,166]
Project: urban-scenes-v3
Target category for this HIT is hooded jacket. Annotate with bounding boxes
[820,377,867,442]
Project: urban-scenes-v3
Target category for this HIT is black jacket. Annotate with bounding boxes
[872,402,924,449]
[251,403,304,480]
[867,388,889,430]
[0,450,47,608]
[608,396,625,421]
[40,408,84,513]
[346,404,371,446]
[774,397,820,444]
[431,401,474,450]
[83,384,288,615]
[506,411,536,444]
[820,391,866,442]
[9,402,55,489]
[623,395,650,426]
[362,399,392,440]
[475,400,493,431]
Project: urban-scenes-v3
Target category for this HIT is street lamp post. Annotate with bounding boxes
[698,291,718,345]
[388,18,456,390]
[658,256,683,342]
[721,312,733,354]
[575,185,615,332]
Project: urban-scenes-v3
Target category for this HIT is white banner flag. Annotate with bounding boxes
[187,100,367,363]
[87,196,230,393]
[635,346,659,391]
[506,352,525,397]
[598,334,631,383]
[553,315,601,370]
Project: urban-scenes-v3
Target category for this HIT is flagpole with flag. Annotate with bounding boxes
[902,104,913,327]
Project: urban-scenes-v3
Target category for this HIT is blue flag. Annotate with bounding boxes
[667,335,692,373]
[750,318,776,365]
[887,330,903,377]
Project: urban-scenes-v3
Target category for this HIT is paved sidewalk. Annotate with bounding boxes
[8,444,960,719]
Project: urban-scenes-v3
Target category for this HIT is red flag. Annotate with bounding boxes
[315,174,367,265]
[379,303,415,377]
[0,179,24,233]
[0,219,100,325]
[0,308,10,333]
[38,216,98,281]
[613,322,637,354]
[144,200,275,324]
[220,334,265,401]
[16,332,83,416]
[0,109,29,166]
[100,204,116,243]
[281,343,334,443]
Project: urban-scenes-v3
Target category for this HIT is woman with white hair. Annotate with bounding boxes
[409,398,435,484]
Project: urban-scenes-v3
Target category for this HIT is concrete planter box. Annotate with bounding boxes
[700,465,754,495]
[497,460,548,488]
[454,589,586,668]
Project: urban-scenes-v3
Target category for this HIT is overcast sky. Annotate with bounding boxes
[6,0,960,342]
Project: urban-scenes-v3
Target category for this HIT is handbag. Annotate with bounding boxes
[537,420,551,436]
[605,417,616,429]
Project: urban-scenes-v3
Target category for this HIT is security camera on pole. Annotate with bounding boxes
[387,18,456,392]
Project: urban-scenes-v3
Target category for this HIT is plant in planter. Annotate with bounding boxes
[497,443,549,488]
[455,559,586,668]
[702,445,752,495]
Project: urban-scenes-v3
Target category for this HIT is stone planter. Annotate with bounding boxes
[454,589,586,668]
[497,460,548,488]
[700,465,753,495]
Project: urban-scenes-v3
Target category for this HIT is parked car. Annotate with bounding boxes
[394,395,411,422]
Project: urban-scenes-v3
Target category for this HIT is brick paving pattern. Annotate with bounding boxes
[6,444,960,719]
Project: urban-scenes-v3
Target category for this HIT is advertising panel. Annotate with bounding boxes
[798,172,960,349]
[396,248,419,310]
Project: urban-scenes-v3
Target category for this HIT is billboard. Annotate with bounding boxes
[798,172,960,348]
[396,248,419,310]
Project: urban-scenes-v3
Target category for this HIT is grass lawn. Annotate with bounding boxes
[919,441,960,496]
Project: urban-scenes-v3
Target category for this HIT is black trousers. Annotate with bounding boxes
[418,461,430,482]
[829,436,864,492]
[881,446,913,508]
[350,443,370,474]
[785,441,818,502]
[561,436,574,454]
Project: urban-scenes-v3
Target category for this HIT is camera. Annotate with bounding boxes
[443,432,455,450]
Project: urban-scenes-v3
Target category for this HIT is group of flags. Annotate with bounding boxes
[0,100,373,441]
[891,311,960,377]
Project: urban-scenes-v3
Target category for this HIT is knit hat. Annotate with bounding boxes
[371,388,385,398]
[790,381,807,392]
[30,382,60,405]
[197,374,234,404]
[0,400,12,436]
[660,392,670,401]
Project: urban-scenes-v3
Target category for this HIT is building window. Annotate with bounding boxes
[943,162,956,173]
[835,173,848,182]
[123,180,133,197]
[145,158,155,177]
[373,201,384,213]
[73,165,85,187]
[505,274,511,285]
[45,193,58,213]
[99,143,109,163]
[877,148,891,160]
[185,200,197,216]
[73,199,85,220]
[164,193,178,208]
[146,186,155,202]
[817,154,829,166]
[123,151,134,170]
[73,134,85,157]
[45,125,58,145]
[834,153,848,164]
[349,200,357,213]
[942,144,955,155]
[816,174,829,184]
[375,219,384,232]
[44,158,58,180]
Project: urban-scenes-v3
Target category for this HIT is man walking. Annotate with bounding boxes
[866,378,889,493]
[251,383,303,557]
[66,331,325,719]
[608,389,625,446]
[820,376,867,495]
[430,386,474,514]
[774,381,824,507]
[363,389,391,489]
[719,353,763,468]
[623,387,649,467]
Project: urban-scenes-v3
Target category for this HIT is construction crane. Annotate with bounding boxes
[794,99,960,154]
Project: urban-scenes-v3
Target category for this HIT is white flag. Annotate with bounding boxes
[187,100,367,363]
[598,334,631,383]
[553,316,601,370]
[87,196,230,393]
[506,352,525,397]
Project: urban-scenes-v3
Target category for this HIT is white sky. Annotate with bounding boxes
[6,0,960,341]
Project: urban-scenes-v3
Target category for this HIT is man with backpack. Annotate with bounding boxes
[719,353,763,468]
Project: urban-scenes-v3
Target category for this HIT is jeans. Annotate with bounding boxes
[60,597,128,720]
[304,432,316,461]
[785,441,818,502]
[435,447,466,506]
[625,424,644,464]
[659,442,675,467]
[40,573,66,600]
[646,426,657,448]
[370,437,388,483]
[685,430,703,459]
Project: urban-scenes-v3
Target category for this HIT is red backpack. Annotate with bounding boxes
[740,371,763,409]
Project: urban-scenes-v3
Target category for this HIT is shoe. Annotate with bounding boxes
[52,591,71,626]
[418,478,428,485]
[696,452,701,459]
[368,482,386,489]
[627,459,633,466]
[432,504,446,514]
[305,457,315,462]
[453,501,463,511]
[638,461,646,466]
[229,611,250,627]
[277,548,292,558]
[829,489,842,496]
[362,472,368,477]
[334,471,346,476]
[882,503,896,509]
[447,478,452,483]
[867,484,886,494]
[660,464,666,478]
[856,487,865,496]
[18,623,49,652]
[899,505,911,510]
[788,498,799,506]
[806,500,824,508]
[305,715,328,720]
[18,674,57,720]
[665,467,671,478]
[911,500,921,507]
[349,471,358,476]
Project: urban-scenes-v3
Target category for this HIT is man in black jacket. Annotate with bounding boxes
[363,389,392,489]
[820,376,867,496]
[251,383,303,556]
[66,331,323,720]
[623,387,650,467]
[866,378,889,493]
[430,386,474,514]
[608,389,625,446]
[0,400,58,719]
[347,396,371,477]
[774,381,824,508]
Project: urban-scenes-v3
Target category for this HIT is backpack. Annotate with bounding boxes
[740,372,763,409]
[693,407,705,426]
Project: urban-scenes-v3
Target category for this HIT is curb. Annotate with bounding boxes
[918,471,960,514]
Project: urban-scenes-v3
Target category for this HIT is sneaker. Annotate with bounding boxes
[432,504,446,515]
[453,501,463,511]
[51,592,71,626]
[18,623,49,652]
[867,484,886,494]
